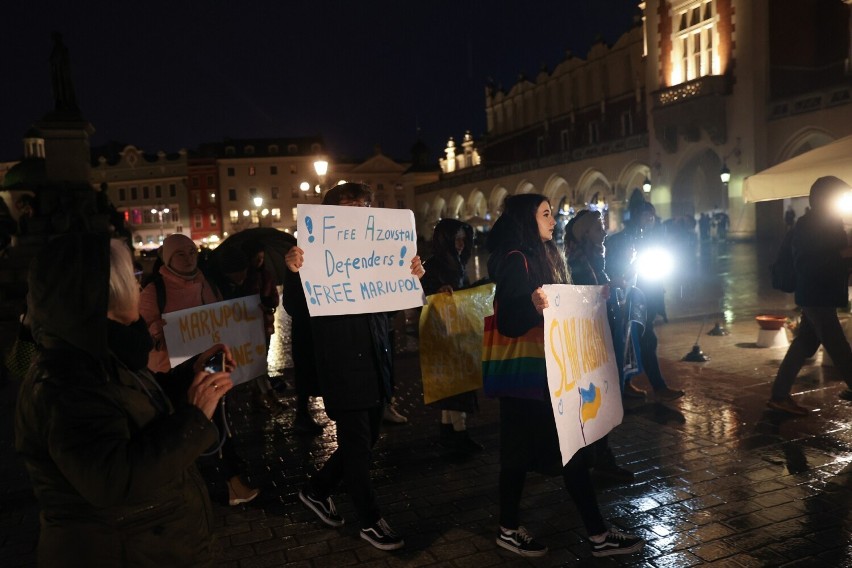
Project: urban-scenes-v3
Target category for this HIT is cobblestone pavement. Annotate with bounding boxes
[3,240,852,567]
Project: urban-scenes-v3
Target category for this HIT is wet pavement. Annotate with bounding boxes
[3,239,852,567]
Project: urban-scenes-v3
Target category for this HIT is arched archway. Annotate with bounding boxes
[467,189,487,217]
[489,185,509,215]
[447,194,465,219]
[516,180,535,194]
[671,149,726,218]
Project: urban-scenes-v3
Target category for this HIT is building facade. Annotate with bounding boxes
[414,0,852,241]
[90,145,188,248]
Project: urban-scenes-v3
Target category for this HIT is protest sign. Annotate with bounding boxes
[297,204,426,316]
[543,284,623,465]
[419,283,495,404]
[162,294,268,386]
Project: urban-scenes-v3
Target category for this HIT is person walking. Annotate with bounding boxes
[286,183,425,551]
[421,218,482,454]
[768,176,852,415]
[486,193,644,558]
[15,233,234,566]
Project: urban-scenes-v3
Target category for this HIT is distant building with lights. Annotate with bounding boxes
[415,0,852,240]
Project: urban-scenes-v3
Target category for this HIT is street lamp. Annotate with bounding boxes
[642,177,652,193]
[151,203,170,242]
[253,196,264,227]
[313,159,328,196]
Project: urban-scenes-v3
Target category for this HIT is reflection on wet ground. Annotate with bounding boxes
[3,239,852,566]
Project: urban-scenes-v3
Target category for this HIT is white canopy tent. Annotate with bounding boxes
[743,134,852,203]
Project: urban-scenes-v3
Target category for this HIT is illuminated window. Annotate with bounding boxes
[229,210,240,223]
[270,208,281,221]
[209,192,217,205]
[194,213,203,229]
[209,213,218,226]
[671,0,718,84]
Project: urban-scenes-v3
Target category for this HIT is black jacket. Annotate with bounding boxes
[15,233,218,567]
[793,209,850,307]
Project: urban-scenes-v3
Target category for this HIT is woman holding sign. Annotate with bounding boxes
[421,218,483,454]
[485,194,644,559]
[15,233,234,566]
[285,182,425,552]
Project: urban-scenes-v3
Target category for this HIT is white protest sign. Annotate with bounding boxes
[543,284,623,465]
[297,204,426,316]
[162,295,267,386]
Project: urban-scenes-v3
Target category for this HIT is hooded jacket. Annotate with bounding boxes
[792,208,850,307]
[15,233,219,567]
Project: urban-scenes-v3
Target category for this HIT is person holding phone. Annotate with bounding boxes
[15,233,236,566]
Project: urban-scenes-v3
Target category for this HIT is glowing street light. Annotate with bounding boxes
[151,203,170,242]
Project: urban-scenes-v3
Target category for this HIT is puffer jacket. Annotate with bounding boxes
[15,233,219,567]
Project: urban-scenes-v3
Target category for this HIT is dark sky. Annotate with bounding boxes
[2,0,639,164]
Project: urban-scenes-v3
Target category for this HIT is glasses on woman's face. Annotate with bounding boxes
[338,198,371,207]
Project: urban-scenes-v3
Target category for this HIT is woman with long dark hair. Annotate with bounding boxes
[486,193,643,558]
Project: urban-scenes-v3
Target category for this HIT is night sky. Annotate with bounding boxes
[2,0,639,164]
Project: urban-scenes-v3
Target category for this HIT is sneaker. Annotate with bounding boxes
[299,486,344,527]
[767,397,809,416]
[589,528,644,557]
[593,462,635,483]
[383,404,408,424]
[655,387,685,402]
[360,518,404,551]
[622,382,646,399]
[227,475,259,506]
[496,526,548,557]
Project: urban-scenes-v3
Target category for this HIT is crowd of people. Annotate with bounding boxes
[33,175,844,563]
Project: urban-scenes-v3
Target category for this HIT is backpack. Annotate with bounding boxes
[770,230,796,293]
[140,269,168,313]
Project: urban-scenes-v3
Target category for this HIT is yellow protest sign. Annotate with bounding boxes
[419,283,495,404]
[162,294,268,386]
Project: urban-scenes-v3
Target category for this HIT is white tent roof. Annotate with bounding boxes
[742,135,852,203]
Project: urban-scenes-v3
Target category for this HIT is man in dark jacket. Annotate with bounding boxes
[768,176,852,415]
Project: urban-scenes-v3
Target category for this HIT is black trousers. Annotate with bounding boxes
[309,405,384,528]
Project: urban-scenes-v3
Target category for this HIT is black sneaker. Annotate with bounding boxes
[299,486,344,527]
[496,526,548,557]
[360,518,404,551]
[590,528,644,557]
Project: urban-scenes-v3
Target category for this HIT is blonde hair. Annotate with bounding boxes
[108,239,138,313]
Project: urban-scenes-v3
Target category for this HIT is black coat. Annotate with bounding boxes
[793,209,851,307]
[15,233,218,567]
[310,312,393,412]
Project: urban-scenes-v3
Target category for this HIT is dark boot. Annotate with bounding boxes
[439,423,454,447]
[451,429,484,454]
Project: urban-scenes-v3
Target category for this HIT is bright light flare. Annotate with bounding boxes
[636,247,674,281]
[836,191,852,215]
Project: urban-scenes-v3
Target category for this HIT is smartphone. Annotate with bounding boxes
[203,352,225,373]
